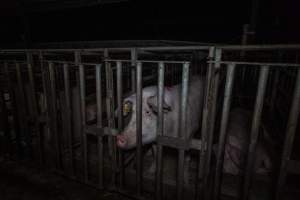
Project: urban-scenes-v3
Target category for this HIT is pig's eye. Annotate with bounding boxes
[145,110,151,115]
[123,101,132,116]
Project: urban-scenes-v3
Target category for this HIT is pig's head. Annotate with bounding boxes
[116,86,172,150]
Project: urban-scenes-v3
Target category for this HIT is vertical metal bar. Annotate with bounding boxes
[156,62,165,200]
[63,63,74,176]
[116,61,124,188]
[104,51,117,189]
[177,62,190,200]
[79,64,88,183]
[242,65,269,200]
[48,62,61,169]
[16,62,31,159]
[4,63,21,158]
[131,48,137,93]
[213,63,236,200]
[0,79,11,158]
[27,53,43,165]
[136,61,143,195]
[196,46,215,199]
[276,68,300,200]
[204,48,222,200]
[96,64,104,189]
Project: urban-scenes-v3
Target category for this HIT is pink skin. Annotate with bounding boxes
[116,76,204,150]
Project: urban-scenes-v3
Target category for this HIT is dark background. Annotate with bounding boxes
[0,0,299,47]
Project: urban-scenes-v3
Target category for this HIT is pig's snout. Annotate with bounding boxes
[116,134,127,148]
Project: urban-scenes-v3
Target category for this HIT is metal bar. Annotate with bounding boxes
[116,61,125,188]
[27,52,43,165]
[156,62,165,200]
[213,63,236,200]
[196,47,216,199]
[15,62,31,159]
[3,63,21,158]
[204,48,222,200]
[208,61,300,67]
[276,68,300,200]
[131,48,137,93]
[63,63,74,176]
[79,64,88,183]
[104,49,117,189]
[48,62,61,169]
[136,61,143,195]
[242,65,270,200]
[0,79,11,158]
[177,62,190,200]
[95,64,104,189]
[106,59,191,64]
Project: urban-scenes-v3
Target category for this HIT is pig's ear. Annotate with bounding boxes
[147,95,171,114]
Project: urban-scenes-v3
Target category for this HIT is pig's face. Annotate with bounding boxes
[116,87,171,149]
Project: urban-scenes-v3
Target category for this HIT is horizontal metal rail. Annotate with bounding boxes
[1,44,300,53]
[208,61,300,67]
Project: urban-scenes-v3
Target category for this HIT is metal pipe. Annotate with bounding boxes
[48,62,61,169]
[63,63,74,176]
[16,62,32,159]
[196,47,215,199]
[96,64,104,189]
[104,49,117,189]
[242,65,269,200]
[27,53,43,165]
[204,48,222,200]
[177,62,190,200]
[79,64,88,183]
[131,48,137,93]
[117,61,124,188]
[276,68,300,200]
[208,61,300,68]
[136,61,143,195]
[156,62,165,200]
[213,63,236,200]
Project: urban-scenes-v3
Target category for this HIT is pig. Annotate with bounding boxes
[116,76,204,149]
[221,108,272,175]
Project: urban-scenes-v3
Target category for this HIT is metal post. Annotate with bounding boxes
[116,61,124,188]
[131,48,137,93]
[156,62,165,200]
[204,48,222,200]
[4,63,21,158]
[136,61,143,195]
[104,52,117,189]
[63,63,74,176]
[79,64,88,183]
[177,62,190,200]
[276,68,300,200]
[48,62,61,169]
[242,65,269,200]
[197,47,215,199]
[96,64,104,189]
[27,52,43,165]
[15,62,31,159]
[213,63,236,200]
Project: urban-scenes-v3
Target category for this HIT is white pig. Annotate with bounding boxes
[221,108,272,175]
[116,76,204,149]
